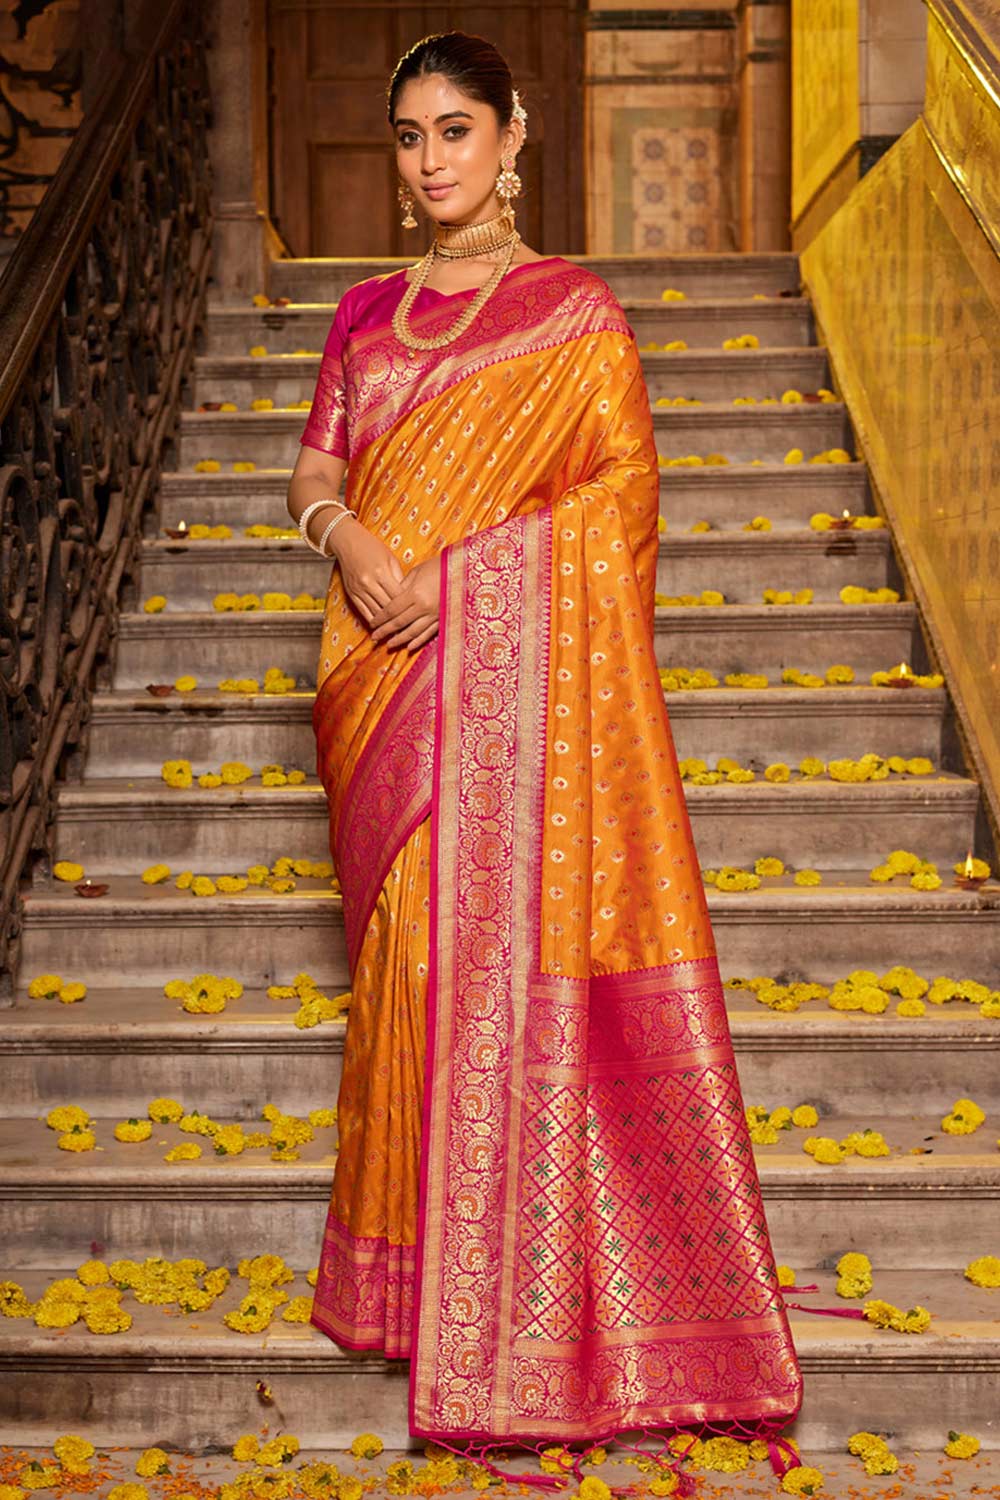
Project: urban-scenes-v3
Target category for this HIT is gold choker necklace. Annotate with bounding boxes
[433,205,518,260]
[392,205,522,352]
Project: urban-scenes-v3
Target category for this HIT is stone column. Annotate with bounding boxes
[738,0,792,250]
[204,0,269,300]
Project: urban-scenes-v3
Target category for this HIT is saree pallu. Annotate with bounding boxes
[303,260,804,1477]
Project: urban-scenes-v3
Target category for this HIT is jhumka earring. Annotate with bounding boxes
[495,154,522,202]
[398,180,417,229]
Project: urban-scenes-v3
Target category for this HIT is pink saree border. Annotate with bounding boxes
[311,1216,417,1357]
[408,506,803,1448]
[326,644,437,973]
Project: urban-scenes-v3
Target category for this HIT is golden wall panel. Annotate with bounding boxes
[801,122,1000,809]
[924,2,1000,248]
[791,0,859,222]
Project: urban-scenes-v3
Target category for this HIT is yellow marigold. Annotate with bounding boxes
[0,1484,28,1500]
[136,1450,171,1478]
[53,861,84,883]
[906,757,933,775]
[810,512,834,531]
[941,1097,985,1134]
[191,876,216,897]
[28,974,64,999]
[198,772,222,788]
[33,1300,80,1328]
[164,1143,202,1162]
[142,864,173,887]
[780,1465,824,1495]
[108,1488,148,1500]
[689,519,711,532]
[955,856,991,879]
[143,596,167,613]
[714,867,761,892]
[745,515,771,531]
[83,1303,133,1335]
[791,1104,819,1127]
[783,448,804,465]
[792,869,821,887]
[944,1431,981,1459]
[777,1264,796,1286]
[53,1435,95,1472]
[896,997,925,1017]
[114,1119,153,1143]
[754,857,785,877]
[162,759,193,789]
[216,875,248,894]
[825,664,855,685]
[232,1436,259,1462]
[764,762,790,782]
[57,1128,96,1152]
[664,340,687,351]
[806,1137,845,1164]
[576,1479,613,1500]
[148,1096,184,1122]
[281,1296,313,1322]
[46,1105,91,1132]
[19,1466,63,1492]
[911,870,942,891]
[214,1124,246,1157]
[660,288,686,301]
[965,1255,1000,1288]
[648,1477,680,1497]
[349,1434,383,1461]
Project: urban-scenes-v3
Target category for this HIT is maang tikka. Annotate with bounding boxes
[398,87,527,229]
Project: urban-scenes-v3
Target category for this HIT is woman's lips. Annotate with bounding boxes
[424,184,456,198]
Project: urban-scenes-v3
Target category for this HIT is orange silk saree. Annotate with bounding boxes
[301,259,804,1486]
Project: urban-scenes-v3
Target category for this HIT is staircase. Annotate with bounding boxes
[2,252,999,1490]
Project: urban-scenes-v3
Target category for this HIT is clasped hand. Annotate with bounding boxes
[369,554,440,652]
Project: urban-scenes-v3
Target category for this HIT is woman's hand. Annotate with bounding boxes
[328,518,406,626]
[369,554,441,652]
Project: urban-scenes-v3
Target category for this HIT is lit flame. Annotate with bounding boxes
[965,852,975,878]
[842,508,851,519]
[178,519,187,531]
[898,662,910,678]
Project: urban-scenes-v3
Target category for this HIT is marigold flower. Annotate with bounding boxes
[965,1255,1000,1288]
[141,863,171,885]
[53,1435,95,1472]
[53,861,85,883]
[783,448,804,465]
[941,1097,985,1134]
[232,1436,259,1462]
[46,1104,91,1132]
[162,759,193,789]
[194,459,222,473]
[944,1431,981,1459]
[744,515,771,531]
[108,1486,149,1500]
[576,1480,613,1500]
[955,856,991,878]
[136,1450,171,1479]
[114,1119,153,1143]
[754,857,785,877]
[281,1295,313,1322]
[780,1464,824,1495]
[164,1143,202,1162]
[28,974,64,999]
[791,1104,819,1127]
[191,876,217,897]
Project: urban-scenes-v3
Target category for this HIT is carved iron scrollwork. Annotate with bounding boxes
[0,3,213,994]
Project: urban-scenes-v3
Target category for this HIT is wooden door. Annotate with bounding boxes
[266,1,584,256]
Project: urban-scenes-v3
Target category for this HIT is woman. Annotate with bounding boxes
[287,31,804,1488]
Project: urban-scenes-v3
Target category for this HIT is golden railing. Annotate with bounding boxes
[800,0,1000,843]
[0,0,212,995]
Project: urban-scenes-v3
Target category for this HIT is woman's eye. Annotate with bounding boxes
[398,127,468,147]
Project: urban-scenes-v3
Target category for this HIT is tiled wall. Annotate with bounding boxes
[585,4,740,253]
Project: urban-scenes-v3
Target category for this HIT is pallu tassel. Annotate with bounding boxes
[780,1284,867,1320]
[422,1413,805,1493]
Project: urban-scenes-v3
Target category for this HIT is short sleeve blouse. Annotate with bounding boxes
[300,286,352,460]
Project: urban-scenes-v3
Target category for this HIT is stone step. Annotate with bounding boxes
[3,985,997,1117]
[177,403,849,468]
[156,463,871,532]
[0,1113,997,1268]
[267,251,804,303]
[137,531,894,608]
[193,346,831,406]
[83,685,947,778]
[202,298,816,356]
[111,604,917,687]
[20,877,1000,987]
[53,776,979,875]
[2,1264,997,1454]
[2,1447,997,1500]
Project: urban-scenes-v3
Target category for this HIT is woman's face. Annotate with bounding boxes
[392,73,522,226]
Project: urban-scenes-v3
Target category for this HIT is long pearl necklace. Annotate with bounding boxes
[392,206,521,353]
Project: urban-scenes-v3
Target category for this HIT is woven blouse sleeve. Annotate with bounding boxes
[300,287,352,460]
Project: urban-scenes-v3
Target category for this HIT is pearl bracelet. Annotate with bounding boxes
[317,508,355,556]
[298,498,356,554]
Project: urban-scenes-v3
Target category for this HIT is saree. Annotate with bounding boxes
[301,257,804,1483]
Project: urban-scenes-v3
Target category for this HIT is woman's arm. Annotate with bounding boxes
[287,445,405,625]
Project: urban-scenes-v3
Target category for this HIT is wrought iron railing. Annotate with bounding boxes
[0,1,212,995]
